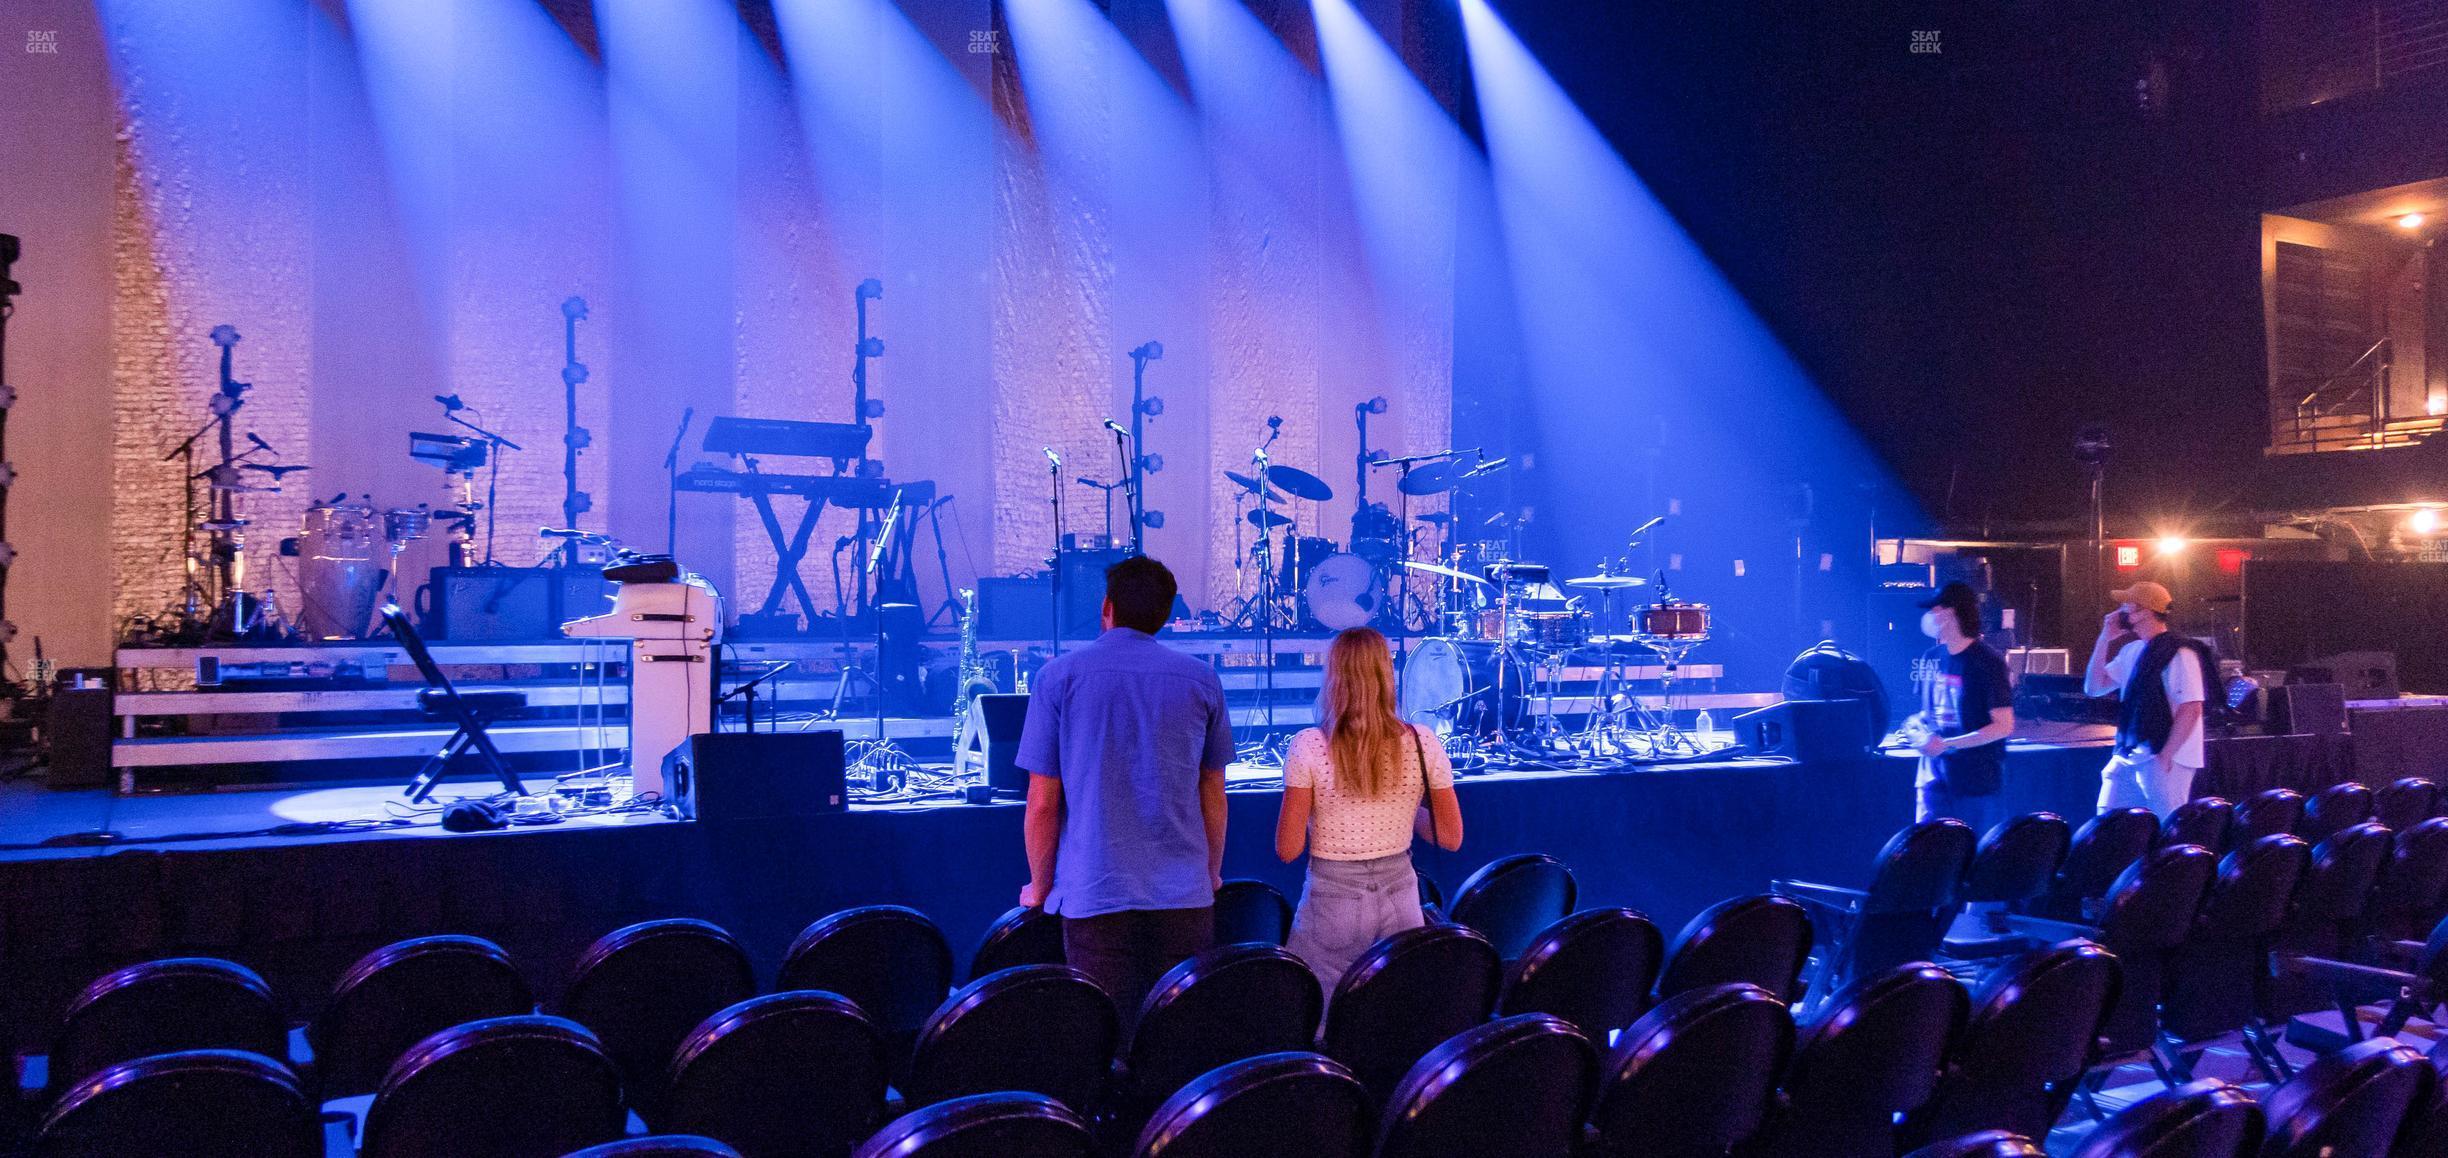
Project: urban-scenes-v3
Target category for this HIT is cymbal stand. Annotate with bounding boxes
[437,398,522,566]
[1635,637,1704,756]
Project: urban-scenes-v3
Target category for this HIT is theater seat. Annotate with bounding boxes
[1373,1014,1594,1158]
[1319,923,1502,1104]
[662,991,891,1158]
[968,906,1065,981]
[1498,907,1663,1041]
[37,1049,319,1158]
[1130,1052,1369,1158]
[2066,1079,2263,1158]
[40,957,288,1102]
[556,919,757,1126]
[903,964,1116,1114]
[1446,853,1576,963]
[1585,982,1792,1155]
[780,905,955,1082]
[358,1016,624,1158]
[852,1091,1093,1158]
[307,934,535,1101]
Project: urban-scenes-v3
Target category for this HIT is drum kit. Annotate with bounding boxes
[1394,542,1717,763]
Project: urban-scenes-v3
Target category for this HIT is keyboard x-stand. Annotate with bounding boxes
[684,417,881,629]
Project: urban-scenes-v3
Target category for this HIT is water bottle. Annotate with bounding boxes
[1694,709,1715,743]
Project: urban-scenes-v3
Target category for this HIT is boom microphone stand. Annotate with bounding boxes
[0,235,17,687]
[1045,447,1064,661]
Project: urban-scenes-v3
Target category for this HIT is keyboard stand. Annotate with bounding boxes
[738,465,830,626]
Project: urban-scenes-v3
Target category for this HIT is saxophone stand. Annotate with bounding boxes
[846,493,913,793]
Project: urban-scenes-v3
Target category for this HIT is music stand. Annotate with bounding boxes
[384,604,528,802]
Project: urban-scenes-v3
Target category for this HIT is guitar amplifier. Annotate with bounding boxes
[2268,681,2348,737]
[419,566,611,640]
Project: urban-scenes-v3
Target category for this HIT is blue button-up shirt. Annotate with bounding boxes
[1016,628,1237,918]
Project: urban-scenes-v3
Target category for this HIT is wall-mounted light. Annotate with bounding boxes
[2412,508,2441,536]
[2156,535,2188,556]
[2399,213,2426,230]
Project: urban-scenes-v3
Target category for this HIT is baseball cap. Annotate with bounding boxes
[1917,581,1980,614]
[2110,580,2174,614]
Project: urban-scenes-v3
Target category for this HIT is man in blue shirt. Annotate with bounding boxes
[1017,555,1235,1029]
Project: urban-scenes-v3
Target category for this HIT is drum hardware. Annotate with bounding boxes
[1076,475,1129,546]
[1246,508,1294,531]
[423,393,523,568]
[162,324,299,642]
[1264,463,1333,503]
[1223,470,1283,503]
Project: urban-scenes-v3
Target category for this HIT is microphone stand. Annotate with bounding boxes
[865,490,905,770]
[442,406,521,567]
[663,407,693,556]
[1046,450,1064,662]
[1107,424,1139,555]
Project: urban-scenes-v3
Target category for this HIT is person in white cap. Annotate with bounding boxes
[2083,580,2216,818]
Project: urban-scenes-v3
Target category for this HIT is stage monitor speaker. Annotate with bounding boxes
[954,693,1031,796]
[2267,681,2347,737]
[44,670,114,790]
[1733,698,1878,762]
[662,730,847,821]
[419,566,609,640]
[2290,651,2399,701]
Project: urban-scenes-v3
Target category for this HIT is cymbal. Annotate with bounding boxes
[1398,461,1459,496]
[1565,574,1647,589]
[1246,509,1294,530]
[1416,512,1454,525]
[243,463,312,479]
[1399,559,1491,586]
[1266,464,1333,502]
[1223,470,1283,501]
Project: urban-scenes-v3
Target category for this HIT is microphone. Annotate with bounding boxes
[435,394,463,412]
[1629,515,1665,538]
[1130,340,1164,361]
[1357,396,1387,415]
[1267,415,1282,430]
[1103,418,1128,436]
[1043,447,1061,469]
[247,432,277,454]
[857,278,884,301]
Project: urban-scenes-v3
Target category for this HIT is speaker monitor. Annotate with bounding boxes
[421,566,610,640]
[1733,698,1879,762]
[2267,682,2347,738]
[45,671,115,790]
[662,731,848,821]
[2291,651,2399,701]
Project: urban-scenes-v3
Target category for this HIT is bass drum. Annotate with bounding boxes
[1301,552,1381,631]
[1399,638,1531,734]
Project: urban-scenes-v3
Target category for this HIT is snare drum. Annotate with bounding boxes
[383,506,432,545]
[1635,601,1711,641]
[1517,609,1591,649]
[1300,553,1381,631]
[298,503,385,640]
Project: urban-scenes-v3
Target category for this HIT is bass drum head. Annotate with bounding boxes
[1302,553,1380,631]
[1400,638,1470,725]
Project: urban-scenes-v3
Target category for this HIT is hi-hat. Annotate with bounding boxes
[1416,512,1454,525]
[1246,509,1294,530]
[1566,574,1647,590]
[1462,456,1509,479]
[1266,464,1333,502]
[1399,559,1490,586]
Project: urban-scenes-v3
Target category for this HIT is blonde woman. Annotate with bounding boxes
[1276,628,1466,994]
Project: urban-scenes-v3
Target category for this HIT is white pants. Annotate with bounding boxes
[2098,751,2199,819]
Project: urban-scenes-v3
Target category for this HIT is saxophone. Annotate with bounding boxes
[951,587,999,723]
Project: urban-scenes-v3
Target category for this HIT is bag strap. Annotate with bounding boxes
[1412,725,1438,848]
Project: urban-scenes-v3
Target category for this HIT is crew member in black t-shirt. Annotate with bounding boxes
[1904,581,2017,834]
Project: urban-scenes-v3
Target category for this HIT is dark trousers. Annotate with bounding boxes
[1062,905,1214,1039]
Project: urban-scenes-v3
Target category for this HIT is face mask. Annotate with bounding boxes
[1920,609,1944,639]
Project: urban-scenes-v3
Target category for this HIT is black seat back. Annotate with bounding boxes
[1905,942,2121,1145]
[1825,820,1976,995]
[559,919,757,1123]
[1212,879,1292,947]
[2375,817,2448,941]
[2092,843,2217,1055]
[2230,789,2306,852]
[1586,983,1793,1156]
[2300,782,2376,848]
[37,1049,318,1158]
[2161,834,2311,1044]
[1130,1052,1370,1158]
[1499,907,1664,1041]
[2260,1037,2432,1158]
[2066,1079,2264,1158]
[564,1139,743,1158]
[906,965,1117,1114]
[307,934,534,1099]
[851,1091,1093,1158]
[780,904,953,1079]
[1124,944,1321,1109]
[1902,1133,2044,1158]
[1374,1013,1595,1158]
[2378,777,2442,833]
[2160,797,2233,852]
[2392,1038,2448,1158]
[1320,923,1502,1104]
[1446,853,1577,961]
[663,991,891,1158]
[970,905,1065,981]
[1959,813,2070,906]
[45,957,287,1098]
[2274,822,2393,973]
[1745,962,1968,1157]
[359,1015,625,1158]
[1655,894,1812,1004]
[2030,808,2157,922]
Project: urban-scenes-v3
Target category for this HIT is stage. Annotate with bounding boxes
[0,725,2380,1055]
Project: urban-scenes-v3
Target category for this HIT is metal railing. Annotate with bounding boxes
[2275,337,2398,452]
